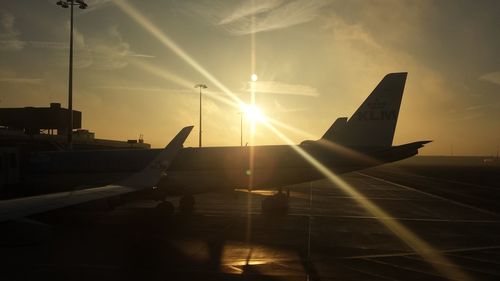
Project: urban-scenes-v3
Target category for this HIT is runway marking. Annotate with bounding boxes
[383,168,499,191]
[370,170,499,204]
[339,263,399,281]
[35,263,121,269]
[404,255,500,277]
[445,253,500,265]
[296,214,500,223]
[440,245,500,254]
[306,195,435,201]
[343,251,419,259]
[362,257,444,278]
[343,245,500,260]
[357,173,499,217]
[200,212,500,223]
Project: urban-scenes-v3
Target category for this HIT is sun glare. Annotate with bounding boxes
[251,73,258,82]
[242,104,266,122]
[112,2,470,279]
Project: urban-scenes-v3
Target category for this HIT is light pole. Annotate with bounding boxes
[56,0,88,150]
[194,84,207,147]
[237,111,244,146]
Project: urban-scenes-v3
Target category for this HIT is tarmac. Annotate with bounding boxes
[1,156,500,280]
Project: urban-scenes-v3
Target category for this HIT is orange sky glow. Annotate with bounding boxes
[1,0,499,155]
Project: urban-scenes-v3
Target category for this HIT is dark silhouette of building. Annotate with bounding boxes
[0,103,149,151]
[0,103,81,136]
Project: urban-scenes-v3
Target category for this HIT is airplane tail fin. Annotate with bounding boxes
[322,117,348,140]
[324,73,407,148]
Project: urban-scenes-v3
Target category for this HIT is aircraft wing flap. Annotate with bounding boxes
[0,126,193,222]
[0,184,135,221]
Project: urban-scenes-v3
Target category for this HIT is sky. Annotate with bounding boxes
[0,0,499,155]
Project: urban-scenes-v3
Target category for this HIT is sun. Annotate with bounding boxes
[242,104,266,122]
[251,73,258,82]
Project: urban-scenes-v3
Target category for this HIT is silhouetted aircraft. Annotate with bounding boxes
[0,126,193,222]
[0,73,430,218]
[158,72,430,213]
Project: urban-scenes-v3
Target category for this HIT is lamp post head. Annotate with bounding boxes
[56,0,88,9]
[56,1,69,8]
[75,0,88,9]
[194,84,208,89]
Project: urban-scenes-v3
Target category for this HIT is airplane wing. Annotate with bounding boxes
[0,126,193,222]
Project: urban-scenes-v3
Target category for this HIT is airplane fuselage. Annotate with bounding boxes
[160,141,423,195]
[1,73,427,202]
[12,141,424,198]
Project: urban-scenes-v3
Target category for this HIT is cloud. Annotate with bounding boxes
[0,12,25,50]
[187,0,331,35]
[218,0,283,25]
[95,86,190,94]
[479,71,500,86]
[25,41,67,49]
[0,39,25,50]
[0,14,67,51]
[0,78,44,84]
[465,102,500,111]
[457,111,485,122]
[274,100,307,113]
[324,16,382,52]
[70,25,153,69]
[0,12,151,70]
[244,80,319,96]
[0,14,66,51]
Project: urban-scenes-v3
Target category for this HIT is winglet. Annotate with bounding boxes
[119,126,193,188]
[0,126,193,223]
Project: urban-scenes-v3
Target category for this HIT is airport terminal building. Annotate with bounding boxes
[0,102,150,151]
[0,103,150,194]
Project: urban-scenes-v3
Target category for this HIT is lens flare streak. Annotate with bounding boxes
[111,2,470,279]
[262,122,472,281]
[113,0,242,105]
[129,59,240,108]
